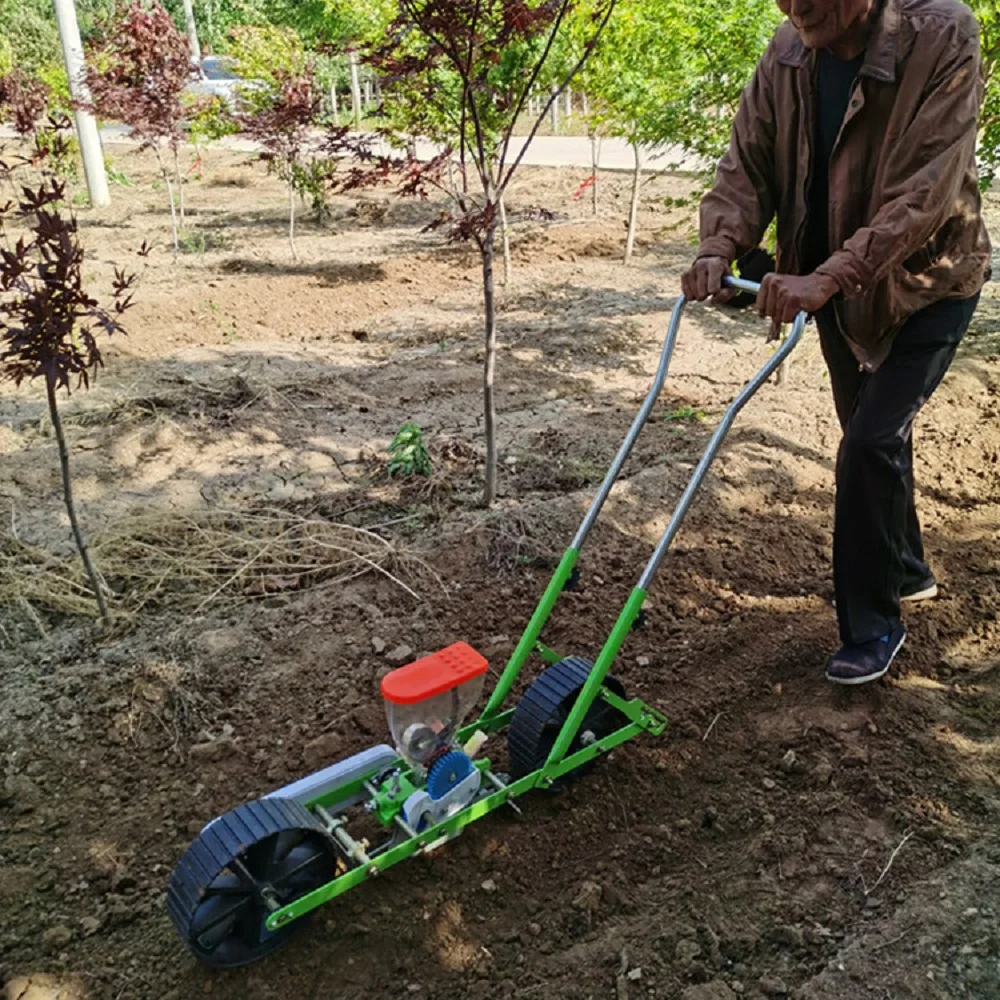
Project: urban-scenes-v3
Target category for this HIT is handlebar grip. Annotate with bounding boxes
[721,275,762,295]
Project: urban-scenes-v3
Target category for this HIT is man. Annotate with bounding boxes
[682,0,991,685]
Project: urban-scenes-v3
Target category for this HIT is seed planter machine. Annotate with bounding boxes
[168,279,807,967]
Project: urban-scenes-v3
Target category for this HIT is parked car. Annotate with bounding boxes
[184,56,245,110]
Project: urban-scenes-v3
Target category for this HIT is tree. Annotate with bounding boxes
[0,133,137,626]
[973,0,1000,186]
[365,0,617,506]
[579,0,780,262]
[237,69,322,260]
[573,0,686,262]
[84,1,192,249]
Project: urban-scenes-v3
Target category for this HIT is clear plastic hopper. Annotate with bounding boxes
[380,643,488,769]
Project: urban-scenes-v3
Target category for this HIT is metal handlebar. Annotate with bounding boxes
[571,276,808,595]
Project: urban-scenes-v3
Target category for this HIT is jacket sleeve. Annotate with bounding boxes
[696,41,779,263]
[815,19,983,298]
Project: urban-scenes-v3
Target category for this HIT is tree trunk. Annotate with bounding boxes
[590,131,599,216]
[181,0,201,65]
[499,196,512,287]
[549,84,559,134]
[776,325,790,386]
[582,92,590,117]
[624,140,642,264]
[46,376,110,626]
[330,84,339,124]
[172,145,185,226]
[155,145,179,250]
[565,87,572,116]
[288,175,298,260]
[349,50,363,127]
[481,226,499,506]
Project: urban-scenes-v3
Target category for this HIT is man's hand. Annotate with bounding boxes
[756,272,839,323]
[681,256,736,306]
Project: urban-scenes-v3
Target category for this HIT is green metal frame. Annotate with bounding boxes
[262,280,807,933]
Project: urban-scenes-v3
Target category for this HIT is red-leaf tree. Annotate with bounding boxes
[84,1,192,249]
[366,0,616,505]
[237,70,321,261]
[0,131,137,626]
[0,70,50,142]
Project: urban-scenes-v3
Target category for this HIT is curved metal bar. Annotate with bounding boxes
[570,275,769,551]
[636,307,807,591]
[570,294,687,549]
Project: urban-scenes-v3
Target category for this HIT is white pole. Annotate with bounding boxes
[349,50,362,127]
[181,0,201,66]
[52,0,110,207]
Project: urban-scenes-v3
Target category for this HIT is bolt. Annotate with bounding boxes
[367,865,380,878]
[581,729,596,746]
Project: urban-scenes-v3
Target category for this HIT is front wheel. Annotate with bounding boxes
[167,797,337,968]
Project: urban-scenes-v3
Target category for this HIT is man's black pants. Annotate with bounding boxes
[815,294,979,646]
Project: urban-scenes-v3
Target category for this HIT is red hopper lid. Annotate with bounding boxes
[381,642,488,705]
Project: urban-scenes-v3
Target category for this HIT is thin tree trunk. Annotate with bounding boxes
[154,145,179,250]
[565,87,572,116]
[181,0,201,65]
[481,227,499,506]
[46,377,110,626]
[776,324,790,386]
[590,131,599,216]
[624,140,642,264]
[288,176,298,260]
[349,50,362,127]
[582,92,590,117]
[172,145,185,227]
[499,196,512,287]
[330,84,339,124]
[549,85,559,133]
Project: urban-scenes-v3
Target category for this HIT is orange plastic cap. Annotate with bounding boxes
[381,642,488,705]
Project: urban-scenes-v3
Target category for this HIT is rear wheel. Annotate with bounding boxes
[507,657,627,788]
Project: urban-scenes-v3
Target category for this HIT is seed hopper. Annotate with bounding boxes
[167,278,807,967]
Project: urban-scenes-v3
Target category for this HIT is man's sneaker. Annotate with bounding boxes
[825,624,906,686]
[901,578,938,603]
[831,578,937,609]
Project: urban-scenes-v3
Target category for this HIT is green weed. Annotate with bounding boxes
[387,422,432,478]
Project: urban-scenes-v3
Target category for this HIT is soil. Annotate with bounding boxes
[1,142,998,1000]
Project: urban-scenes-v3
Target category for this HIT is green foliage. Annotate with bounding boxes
[290,157,337,219]
[36,63,73,116]
[105,160,134,186]
[178,228,231,252]
[387,422,432,478]
[183,93,240,143]
[580,0,780,161]
[226,23,307,111]
[37,126,81,181]
[973,0,1000,186]
[0,0,58,75]
[664,404,706,423]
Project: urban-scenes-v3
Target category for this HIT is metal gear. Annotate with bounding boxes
[426,750,475,800]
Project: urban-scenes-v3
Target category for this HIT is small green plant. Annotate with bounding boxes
[387,422,432,478]
[665,405,706,423]
[105,160,134,187]
[178,229,230,253]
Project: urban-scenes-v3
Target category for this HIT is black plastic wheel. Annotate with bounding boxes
[508,657,627,786]
[167,797,338,969]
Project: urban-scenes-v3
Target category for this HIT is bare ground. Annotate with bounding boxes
[1,143,998,1000]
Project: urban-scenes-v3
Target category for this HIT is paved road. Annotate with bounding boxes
[12,123,709,175]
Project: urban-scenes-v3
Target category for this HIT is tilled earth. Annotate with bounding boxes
[1,144,998,1000]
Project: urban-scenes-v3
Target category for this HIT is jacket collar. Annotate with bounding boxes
[776,0,899,82]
